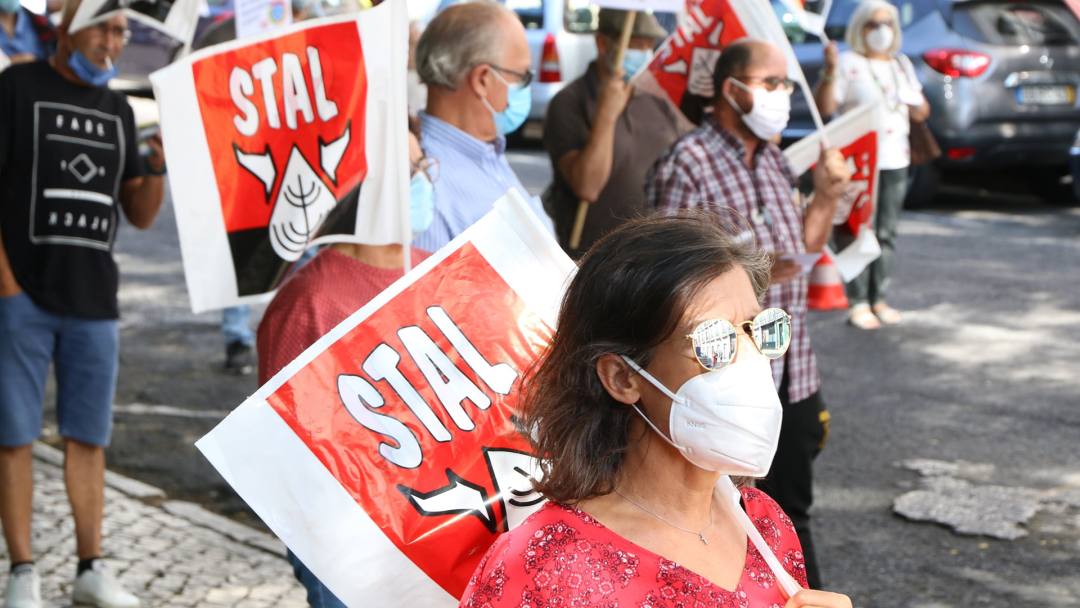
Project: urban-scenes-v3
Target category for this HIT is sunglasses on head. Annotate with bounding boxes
[685,308,792,371]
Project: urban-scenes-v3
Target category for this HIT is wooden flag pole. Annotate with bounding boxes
[568,9,637,252]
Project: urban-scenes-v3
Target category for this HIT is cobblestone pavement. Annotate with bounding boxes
[0,445,306,608]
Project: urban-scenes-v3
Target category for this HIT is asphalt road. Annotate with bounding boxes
[36,148,1080,607]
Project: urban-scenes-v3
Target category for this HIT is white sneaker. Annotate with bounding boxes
[72,561,140,608]
[3,564,42,608]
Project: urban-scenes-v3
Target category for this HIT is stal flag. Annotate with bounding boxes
[634,0,816,125]
[196,191,576,606]
[150,4,410,312]
[784,103,882,236]
[69,0,201,43]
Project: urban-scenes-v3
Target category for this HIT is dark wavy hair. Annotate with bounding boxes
[521,211,771,504]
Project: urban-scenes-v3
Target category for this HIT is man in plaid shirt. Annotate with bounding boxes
[646,39,849,589]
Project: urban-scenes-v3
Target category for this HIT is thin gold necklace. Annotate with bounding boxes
[614,489,715,545]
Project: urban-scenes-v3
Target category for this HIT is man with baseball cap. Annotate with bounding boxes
[543,9,683,256]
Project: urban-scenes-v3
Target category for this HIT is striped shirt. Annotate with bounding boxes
[646,120,821,403]
[413,112,552,253]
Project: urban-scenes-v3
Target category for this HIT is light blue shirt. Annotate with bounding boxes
[0,10,48,61]
[414,112,552,253]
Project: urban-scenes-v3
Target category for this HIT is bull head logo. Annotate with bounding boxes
[233,123,351,261]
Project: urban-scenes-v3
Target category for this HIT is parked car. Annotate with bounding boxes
[1070,128,1080,201]
[779,0,1080,206]
[505,0,597,138]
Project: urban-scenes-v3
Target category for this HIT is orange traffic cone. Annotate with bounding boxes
[807,251,848,311]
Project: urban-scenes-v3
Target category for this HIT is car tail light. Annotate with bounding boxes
[539,33,561,83]
[946,147,977,160]
[923,49,991,78]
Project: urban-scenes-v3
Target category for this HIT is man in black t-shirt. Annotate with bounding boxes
[0,3,166,607]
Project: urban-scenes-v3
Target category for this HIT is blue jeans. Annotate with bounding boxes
[286,550,346,608]
[0,292,118,447]
[221,305,254,347]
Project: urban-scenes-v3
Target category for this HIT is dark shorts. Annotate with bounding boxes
[0,292,118,447]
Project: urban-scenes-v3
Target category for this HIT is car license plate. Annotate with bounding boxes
[1017,85,1076,105]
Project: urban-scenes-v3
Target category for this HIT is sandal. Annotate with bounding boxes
[872,303,903,325]
[848,304,881,330]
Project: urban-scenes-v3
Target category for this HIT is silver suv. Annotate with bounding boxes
[782,0,1080,206]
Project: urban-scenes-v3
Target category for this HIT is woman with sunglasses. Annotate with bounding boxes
[458,213,851,608]
[814,0,931,330]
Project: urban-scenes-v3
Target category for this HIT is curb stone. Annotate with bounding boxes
[32,442,285,558]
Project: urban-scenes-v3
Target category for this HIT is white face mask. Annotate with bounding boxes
[725,79,791,142]
[866,25,894,54]
[621,349,783,477]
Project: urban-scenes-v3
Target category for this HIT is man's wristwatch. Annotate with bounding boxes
[819,69,835,84]
[146,161,167,176]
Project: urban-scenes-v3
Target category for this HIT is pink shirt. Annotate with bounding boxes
[460,487,808,608]
[257,247,429,384]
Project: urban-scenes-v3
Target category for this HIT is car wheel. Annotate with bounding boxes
[904,163,940,209]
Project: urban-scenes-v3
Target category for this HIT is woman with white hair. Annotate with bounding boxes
[814,0,930,330]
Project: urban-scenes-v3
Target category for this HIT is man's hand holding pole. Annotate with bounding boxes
[568,9,636,251]
[804,145,850,252]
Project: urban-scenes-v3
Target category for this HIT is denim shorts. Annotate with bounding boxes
[0,292,118,447]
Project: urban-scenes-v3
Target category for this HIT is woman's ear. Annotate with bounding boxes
[596,353,642,406]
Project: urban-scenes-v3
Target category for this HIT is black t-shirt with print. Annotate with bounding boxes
[0,61,143,319]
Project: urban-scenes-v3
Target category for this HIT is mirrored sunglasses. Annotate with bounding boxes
[685,308,792,370]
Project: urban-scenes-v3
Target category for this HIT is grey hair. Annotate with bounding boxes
[416,1,514,90]
[845,0,902,56]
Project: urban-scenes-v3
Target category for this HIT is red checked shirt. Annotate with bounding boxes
[646,120,820,403]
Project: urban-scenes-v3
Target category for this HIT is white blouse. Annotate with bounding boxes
[832,50,924,170]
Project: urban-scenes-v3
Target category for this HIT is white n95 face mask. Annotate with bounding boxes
[866,25,895,54]
[725,79,791,142]
[622,349,783,477]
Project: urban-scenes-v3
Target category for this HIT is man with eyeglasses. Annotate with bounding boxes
[0,4,164,607]
[412,1,552,254]
[646,38,849,590]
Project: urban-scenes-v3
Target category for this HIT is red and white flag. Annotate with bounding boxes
[70,0,201,42]
[150,3,410,312]
[784,103,882,236]
[196,191,575,606]
[785,103,884,280]
[635,0,818,126]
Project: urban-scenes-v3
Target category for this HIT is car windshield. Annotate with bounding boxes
[563,0,676,35]
[771,0,936,43]
[953,1,1080,46]
[505,0,544,29]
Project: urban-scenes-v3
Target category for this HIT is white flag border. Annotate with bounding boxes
[70,0,201,45]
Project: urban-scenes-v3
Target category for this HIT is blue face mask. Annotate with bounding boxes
[67,50,118,87]
[0,0,21,14]
[621,48,654,81]
[409,171,435,234]
[484,70,532,136]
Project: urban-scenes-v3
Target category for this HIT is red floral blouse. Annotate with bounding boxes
[459,487,807,608]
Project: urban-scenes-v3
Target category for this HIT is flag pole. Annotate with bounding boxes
[568,9,637,252]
